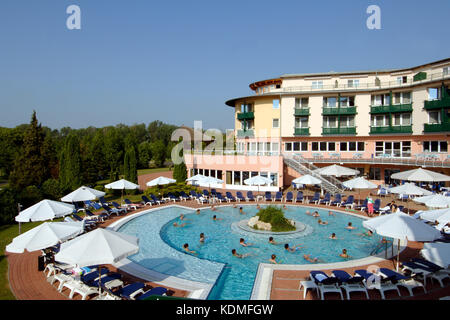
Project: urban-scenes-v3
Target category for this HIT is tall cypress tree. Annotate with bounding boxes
[59,133,82,193]
[9,111,50,190]
[124,147,137,183]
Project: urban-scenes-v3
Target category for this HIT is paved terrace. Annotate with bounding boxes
[6,187,450,300]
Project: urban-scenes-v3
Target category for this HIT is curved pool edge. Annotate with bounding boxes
[106,203,399,300]
[107,204,225,300]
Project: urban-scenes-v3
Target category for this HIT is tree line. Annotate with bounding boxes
[0,111,187,225]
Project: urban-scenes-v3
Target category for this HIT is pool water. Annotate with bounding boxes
[121,205,384,300]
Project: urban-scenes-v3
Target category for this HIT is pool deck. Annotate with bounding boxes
[6,194,450,300]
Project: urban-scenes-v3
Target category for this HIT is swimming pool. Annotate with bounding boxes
[119,205,384,300]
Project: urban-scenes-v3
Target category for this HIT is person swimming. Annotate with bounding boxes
[195,209,201,215]
[328,211,335,216]
[199,233,206,243]
[357,230,374,237]
[269,254,280,264]
[329,233,337,240]
[305,210,312,215]
[339,248,351,259]
[303,254,319,263]
[231,249,250,258]
[312,211,320,218]
[239,238,254,247]
[256,204,261,210]
[268,237,280,245]
[173,222,187,228]
[318,219,328,225]
[212,215,223,221]
[346,222,356,230]
[183,243,197,255]
[211,204,217,211]
[284,243,303,252]
[239,207,245,214]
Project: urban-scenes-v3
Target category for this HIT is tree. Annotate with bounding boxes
[0,188,18,225]
[59,133,82,193]
[9,112,51,190]
[150,140,167,168]
[138,141,152,169]
[124,147,137,183]
[173,162,187,183]
[104,127,124,181]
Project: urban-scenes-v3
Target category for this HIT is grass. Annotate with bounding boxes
[137,167,171,176]
[0,221,45,300]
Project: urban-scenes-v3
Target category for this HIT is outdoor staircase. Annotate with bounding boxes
[283,153,345,194]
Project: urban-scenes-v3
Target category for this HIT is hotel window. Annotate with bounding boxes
[242,171,249,184]
[428,87,440,100]
[372,115,389,127]
[375,141,412,157]
[392,113,411,126]
[272,118,280,128]
[347,79,359,88]
[295,97,309,109]
[292,142,308,151]
[397,76,408,84]
[312,142,334,151]
[444,67,449,76]
[226,171,232,184]
[323,97,337,108]
[272,143,279,153]
[273,99,280,109]
[339,116,355,128]
[340,141,365,152]
[285,142,292,151]
[369,167,381,180]
[428,111,441,124]
[340,96,355,107]
[270,173,278,187]
[312,81,323,89]
[233,171,241,185]
[323,116,338,128]
[295,117,309,128]
[371,94,391,106]
[393,92,411,105]
[423,141,448,153]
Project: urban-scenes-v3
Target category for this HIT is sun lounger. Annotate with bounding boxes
[319,193,331,205]
[150,194,165,204]
[141,195,155,206]
[102,204,126,216]
[354,269,400,299]
[112,202,128,213]
[310,192,320,205]
[274,192,283,202]
[225,192,236,202]
[136,286,168,300]
[295,192,304,203]
[72,213,96,230]
[331,270,369,299]
[309,271,343,300]
[285,192,293,202]
[330,194,342,206]
[411,258,450,274]
[115,282,146,300]
[341,195,355,209]
[68,281,100,300]
[179,191,189,201]
[124,199,143,210]
[402,261,450,287]
[85,209,106,222]
[378,268,426,296]
[99,196,112,206]
[216,193,226,203]
[265,192,272,202]
[246,191,256,202]
[202,190,209,199]
[236,192,245,202]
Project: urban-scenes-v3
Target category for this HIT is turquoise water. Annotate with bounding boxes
[121,205,384,300]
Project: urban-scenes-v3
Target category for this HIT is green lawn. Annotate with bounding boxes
[0,221,44,300]
[137,167,171,176]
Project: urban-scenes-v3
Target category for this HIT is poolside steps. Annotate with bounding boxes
[283,154,345,195]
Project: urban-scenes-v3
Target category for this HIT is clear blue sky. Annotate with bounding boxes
[0,0,449,131]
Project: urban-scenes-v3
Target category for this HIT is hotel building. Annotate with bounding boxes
[184,58,450,193]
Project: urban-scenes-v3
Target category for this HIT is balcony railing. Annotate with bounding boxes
[322,127,356,135]
[236,129,254,138]
[424,122,450,133]
[370,125,413,134]
[424,97,450,110]
[294,108,310,116]
[322,106,357,115]
[237,112,255,120]
[294,128,310,136]
[370,103,413,114]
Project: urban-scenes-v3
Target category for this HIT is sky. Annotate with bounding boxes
[0,0,449,132]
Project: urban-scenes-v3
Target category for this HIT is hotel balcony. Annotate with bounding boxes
[322,127,356,135]
[423,122,450,133]
[370,125,413,134]
[294,108,310,116]
[322,106,357,116]
[294,128,310,136]
[236,129,254,138]
[424,97,450,110]
[370,103,413,114]
[237,112,255,120]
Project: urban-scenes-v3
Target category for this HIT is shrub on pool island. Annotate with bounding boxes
[256,206,296,232]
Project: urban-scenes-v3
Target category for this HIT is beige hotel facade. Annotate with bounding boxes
[184,58,450,192]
